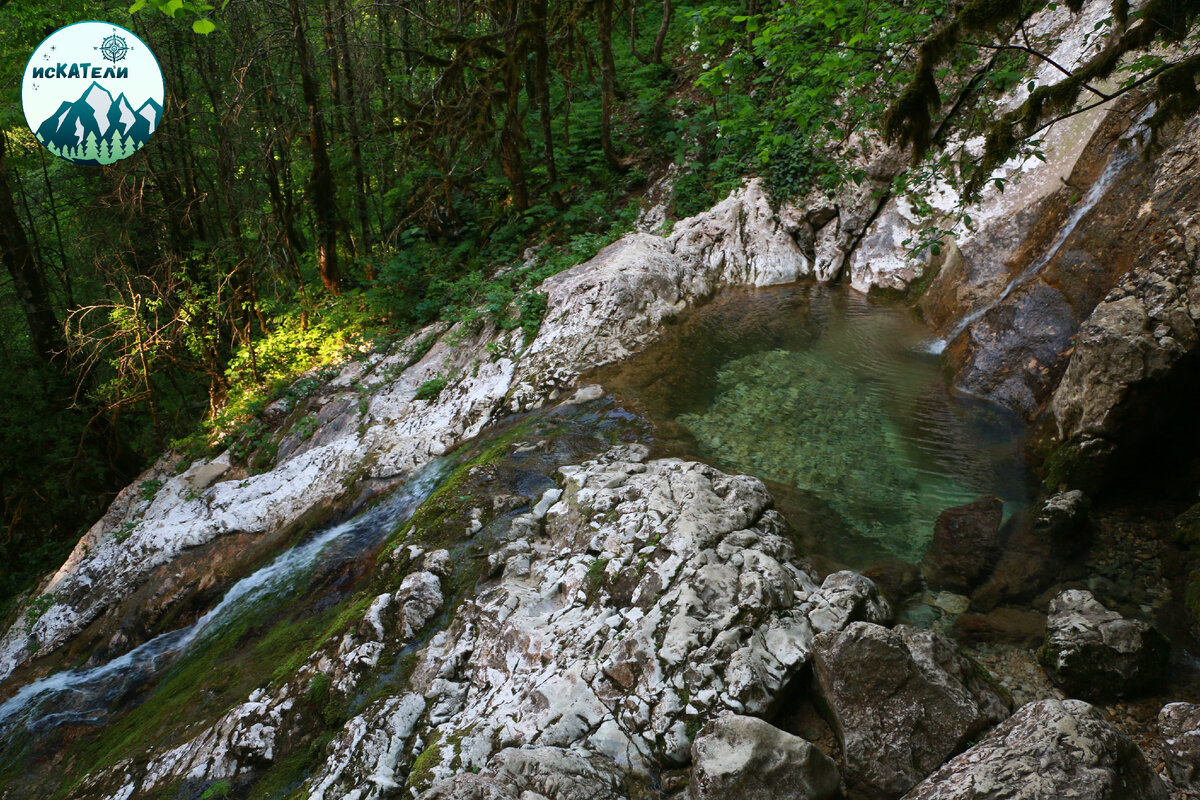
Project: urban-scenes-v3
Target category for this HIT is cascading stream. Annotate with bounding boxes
[942,117,1152,345]
[0,457,453,736]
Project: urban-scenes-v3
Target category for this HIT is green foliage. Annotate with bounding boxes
[139,479,165,502]
[406,733,444,794]
[687,0,946,201]
[584,557,610,604]
[199,780,232,800]
[114,521,138,544]
[415,377,449,402]
[292,414,320,441]
[23,592,57,634]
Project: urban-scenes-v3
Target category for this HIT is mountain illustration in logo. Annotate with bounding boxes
[35,82,162,165]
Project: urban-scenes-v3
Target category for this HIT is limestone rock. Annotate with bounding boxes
[812,621,1010,799]
[921,497,1004,593]
[1040,589,1169,700]
[1046,118,1200,490]
[1159,702,1200,791]
[417,747,654,800]
[689,714,839,800]
[904,699,1170,800]
[0,178,820,685]
[321,448,890,795]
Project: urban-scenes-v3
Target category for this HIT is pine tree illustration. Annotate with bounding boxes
[82,132,99,163]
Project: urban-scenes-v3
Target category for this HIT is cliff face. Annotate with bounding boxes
[3,2,1200,799]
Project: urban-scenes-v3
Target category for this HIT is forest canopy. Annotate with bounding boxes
[1,0,1197,612]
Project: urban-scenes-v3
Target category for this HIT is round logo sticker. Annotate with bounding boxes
[21,21,164,166]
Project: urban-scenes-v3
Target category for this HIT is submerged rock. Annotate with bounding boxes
[951,607,1046,647]
[1040,589,1169,701]
[971,490,1090,610]
[904,698,1170,799]
[689,714,839,800]
[811,621,1010,799]
[921,496,1004,593]
[1159,702,1200,791]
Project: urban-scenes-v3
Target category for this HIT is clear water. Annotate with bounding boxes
[592,285,1032,566]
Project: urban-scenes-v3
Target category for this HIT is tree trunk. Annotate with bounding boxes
[0,133,62,367]
[652,0,671,64]
[288,0,342,294]
[499,1,530,211]
[335,0,374,259]
[597,0,626,170]
[532,0,564,209]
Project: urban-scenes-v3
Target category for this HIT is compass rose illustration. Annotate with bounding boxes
[97,32,130,63]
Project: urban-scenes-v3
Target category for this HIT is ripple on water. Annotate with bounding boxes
[591,284,1032,567]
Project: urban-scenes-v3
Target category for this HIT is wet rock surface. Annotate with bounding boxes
[96,448,891,800]
[1047,116,1200,491]
[811,621,1010,799]
[921,496,1004,593]
[971,490,1090,610]
[952,607,1046,647]
[373,448,890,793]
[904,698,1170,800]
[688,714,839,800]
[1040,589,1169,701]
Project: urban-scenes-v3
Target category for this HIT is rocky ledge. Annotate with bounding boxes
[56,447,1181,800]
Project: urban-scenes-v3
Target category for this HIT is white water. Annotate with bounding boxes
[945,121,1149,343]
[0,458,451,733]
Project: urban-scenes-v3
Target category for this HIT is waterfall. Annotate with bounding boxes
[942,118,1150,344]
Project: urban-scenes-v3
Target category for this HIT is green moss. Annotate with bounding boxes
[246,743,319,800]
[306,673,331,710]
[380,419,534,556]
[415,377,448,401]
[405,732,444,793]
[139,479,165,502]
[1175,503,1200,549]
[200,780,232,799]
[585,557,610,604]
[51,581,375,800]
[1186,570,1200,626]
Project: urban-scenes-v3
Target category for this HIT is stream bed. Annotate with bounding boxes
[591,284,1035,568]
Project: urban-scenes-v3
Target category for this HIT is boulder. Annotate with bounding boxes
[688,714,839,800]
[1039,589,1169,700]
[811,621,1010,799]
[971,490,1090,610]
[904,698,1170,799]
[861,559,922,606]
[921,496,1004,593]
[1159,702,1200,791]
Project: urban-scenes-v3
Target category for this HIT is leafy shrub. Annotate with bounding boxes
[138,479,164,502]
[415,377,448,402]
